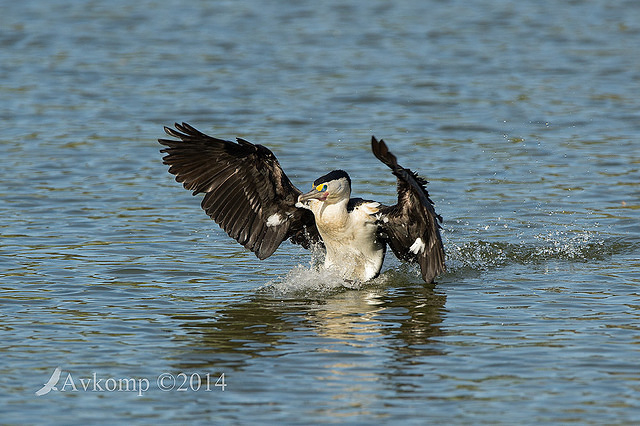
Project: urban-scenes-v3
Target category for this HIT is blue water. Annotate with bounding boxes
[1,0,639,424]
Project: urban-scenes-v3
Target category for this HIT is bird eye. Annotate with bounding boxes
[316,183,328,192]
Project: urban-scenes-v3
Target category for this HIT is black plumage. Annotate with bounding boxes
[314,170,351,188]
[371,136,446,283]
[159,123,445,283]
[159,122,320,259]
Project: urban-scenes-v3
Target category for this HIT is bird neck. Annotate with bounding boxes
[312,198,350,231]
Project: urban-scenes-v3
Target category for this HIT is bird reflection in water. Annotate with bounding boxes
[167,279,447,373]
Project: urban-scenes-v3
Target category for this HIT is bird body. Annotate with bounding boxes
[302,197,385,281]
[159,123,445,283]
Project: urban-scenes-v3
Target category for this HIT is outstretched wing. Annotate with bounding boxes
[159,123,320,259]
[371,136,445,283]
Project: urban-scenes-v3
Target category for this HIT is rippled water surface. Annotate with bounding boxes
[2,0,639,423]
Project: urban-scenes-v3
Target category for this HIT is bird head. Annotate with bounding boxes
[299,170,351,206]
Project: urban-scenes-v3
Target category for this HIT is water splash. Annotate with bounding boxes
[258,243,365,296]
[258,263,425,297]
[259,225,635,294]
[259,263,359,296]
[445,229,631,272]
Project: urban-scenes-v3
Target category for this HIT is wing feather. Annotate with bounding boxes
[160,123,321,259]
[371,136,445,283]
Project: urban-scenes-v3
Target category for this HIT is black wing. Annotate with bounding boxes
[159,123,320,259]
[371,136,446,283]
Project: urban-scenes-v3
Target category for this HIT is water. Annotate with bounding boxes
[1,0,639,423]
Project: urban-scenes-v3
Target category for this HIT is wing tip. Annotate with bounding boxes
[159,122,204,141]
[371,135,398,169]
[420,236,447,283]
[421,258,446,284]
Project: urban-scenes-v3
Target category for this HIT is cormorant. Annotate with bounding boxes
[159,123,445,283]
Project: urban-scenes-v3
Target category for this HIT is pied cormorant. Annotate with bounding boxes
[159,123,446,283]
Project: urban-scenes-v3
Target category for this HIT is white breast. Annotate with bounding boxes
[313,200,385,281]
